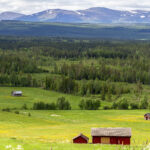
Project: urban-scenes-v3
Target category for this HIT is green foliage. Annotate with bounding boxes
[14,111,19,114]
[112,102,118,109]
[2,108,11,112]
[22,104,28,110]
[57,97,71,110]
[45,76,131,96]
[0,73,39,87]
[139,96,148,109]
[101,87,105,101]
[0,55,45,74]
[148,103,150,110]
[112,98,129,110]
[79,99,100,110]
[33,102,57,110]
[103,105,111,110]
[117,98,129,110]
[130,102,139,109]
[28,113,31,117]
[45,76,77,94]
[1,37,150,111]
[107,89,112,102]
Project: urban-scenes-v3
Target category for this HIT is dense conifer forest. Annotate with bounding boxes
[0,36,149,109]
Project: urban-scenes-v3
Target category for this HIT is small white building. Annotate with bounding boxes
[11,91,23,97]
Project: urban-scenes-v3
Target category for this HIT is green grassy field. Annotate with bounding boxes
[0,87,119,110]
[0,87,150,150]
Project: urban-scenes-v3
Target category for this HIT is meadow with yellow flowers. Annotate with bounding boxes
[0,87,150,150]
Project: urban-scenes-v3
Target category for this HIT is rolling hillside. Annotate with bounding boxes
[0,87,149,150]
[1,21,150,39]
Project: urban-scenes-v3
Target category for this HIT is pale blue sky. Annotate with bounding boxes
[0,0,150,14]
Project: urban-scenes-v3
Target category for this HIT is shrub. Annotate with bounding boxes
[14,111,19,114]
[45,103,57,110]
[148,103,150,109]
[33,97,71,110]
[79,99,100,110]
[139,96,148,109]
[33,102,45,110]
[79,99,85,110]
[28,113,31,117]
[103,105,111,110]
[22,104,28,110]
[33,102,57,110]
[2,108,11,112]
[130,102,139,109]
[117,98,129,110]
[101,89,105,101]
[92,100,100,110]
[112,102,118,109]
[57,97,71,110]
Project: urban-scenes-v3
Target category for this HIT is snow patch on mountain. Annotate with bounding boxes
[1,7,150,23]
[128,10,138,14]
[0,12,24,20]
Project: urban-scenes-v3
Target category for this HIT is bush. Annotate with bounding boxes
[112,102,118,109]
[139,96,148,109]
[33,102,57,110]
[117,98,129,110]
[45,103,57,110]
[22,104,28,110]
[28,113,31,117]
[2,108,11,112]
[57,97,71,110]
[14,111,19,114]
[33,97,71,110]
[148,103,150,109]
[79,99,85,110]
[79,99,100,110]
[130,102,139,109]
[33,102,45,110]
[103,105,111,110]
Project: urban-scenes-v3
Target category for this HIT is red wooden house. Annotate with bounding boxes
[73,133,89,144]
[91,128,131,145]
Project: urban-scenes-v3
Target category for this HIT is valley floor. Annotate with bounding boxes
[0,87,149,150]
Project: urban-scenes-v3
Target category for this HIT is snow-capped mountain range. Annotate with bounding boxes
[0,12,24,21]
[1,7,150,23]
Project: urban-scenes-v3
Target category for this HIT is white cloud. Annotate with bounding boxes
[0,0,150,14]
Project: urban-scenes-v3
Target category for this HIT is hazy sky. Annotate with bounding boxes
[1,0,150,14]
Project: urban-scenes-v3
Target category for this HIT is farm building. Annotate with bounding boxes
[91,128,131,145]
[144,113,150,120]
[11,91,23,97]
[73,133,89,144]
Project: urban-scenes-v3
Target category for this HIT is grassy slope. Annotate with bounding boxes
[1,85,150,110]
[0,87,82,110]
[0,110,149,150]
[0,87,150,149]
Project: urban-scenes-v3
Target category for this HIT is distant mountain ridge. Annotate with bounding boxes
[0,12,24,20]
[1,7,150,23]
[0,21,150,40]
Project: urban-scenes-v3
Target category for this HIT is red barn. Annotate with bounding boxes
[73,133,89,144]
[92,128,131,145]
[144,113,150,120]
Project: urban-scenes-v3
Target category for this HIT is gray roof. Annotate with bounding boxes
[13,91,22,94]
[73,133,89,141]
[91,128,131,137]
[145,113,150,116]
